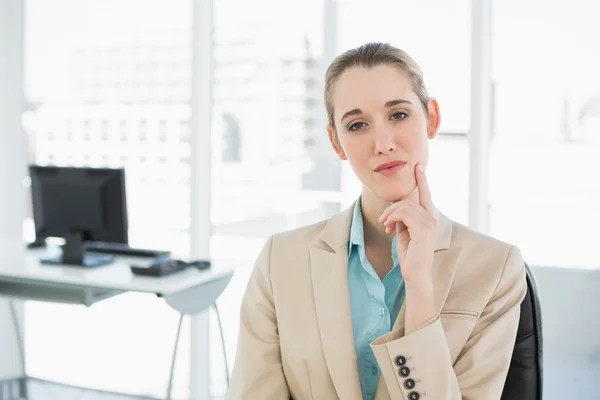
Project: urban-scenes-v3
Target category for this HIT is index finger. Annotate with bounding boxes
[416,163,434,214]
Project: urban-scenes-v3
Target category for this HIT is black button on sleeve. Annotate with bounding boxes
[394,355,407,366]
[399,366,410,377]
[409,392,420,400]
[404,378,416,389]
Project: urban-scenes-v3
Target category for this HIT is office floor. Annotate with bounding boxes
[26,379,154,400]
[25,379,226,400]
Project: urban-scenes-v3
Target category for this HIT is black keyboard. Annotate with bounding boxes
[85,241,171,258]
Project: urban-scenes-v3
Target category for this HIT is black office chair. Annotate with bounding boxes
[501,262,543,400]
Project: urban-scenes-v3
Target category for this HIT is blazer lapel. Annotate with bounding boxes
[309,203,363,400]
[391,208,463,329]
[429,209,463,314]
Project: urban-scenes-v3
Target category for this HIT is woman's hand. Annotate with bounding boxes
[378,164,439,333]
[378,164,438,284]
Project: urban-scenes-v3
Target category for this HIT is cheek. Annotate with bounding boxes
[401,122,430,156]
[396,132,426,158]
[339,136,366,158]
[340,139,371,174]
[417,129,431,162]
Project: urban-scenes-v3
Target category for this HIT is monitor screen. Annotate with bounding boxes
[29,165,128,267]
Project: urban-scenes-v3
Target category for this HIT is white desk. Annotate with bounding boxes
[0,247,242,399]
[0,247,240,314]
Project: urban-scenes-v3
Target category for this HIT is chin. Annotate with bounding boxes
[375,182,417,203]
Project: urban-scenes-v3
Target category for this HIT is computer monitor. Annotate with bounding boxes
[29,165,128,267]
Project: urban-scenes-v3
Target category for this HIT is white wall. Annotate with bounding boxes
[0,0,26,380]
[531,266,600,398]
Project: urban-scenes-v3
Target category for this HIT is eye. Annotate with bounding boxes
[391,111,408,120]
[348,121,366,131]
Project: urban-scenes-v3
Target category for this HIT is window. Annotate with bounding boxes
[490,0,600,269]
[23,0,194,397]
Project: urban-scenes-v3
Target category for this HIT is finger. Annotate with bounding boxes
[379,201,420,223]
[395,223,403,235]
[385,222,406,235]
[385,221,407,235]
[383,208,428,235]
[383,207,427,229]
[384,211,427,240]
[395,222,408,236]
[383,208,410,235]
[416,163,434,214]
[379,202,402,223]
[382,202,427,227]
[384,207,437,241]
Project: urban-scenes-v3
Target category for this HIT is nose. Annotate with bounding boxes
[374,128,396,155]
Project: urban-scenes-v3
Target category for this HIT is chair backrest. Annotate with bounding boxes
[501,262,543,399]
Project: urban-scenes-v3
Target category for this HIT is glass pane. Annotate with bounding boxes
[23,0,193,397]
[211,0,329,236]
[209,0,329,392]
[490,0,600,268]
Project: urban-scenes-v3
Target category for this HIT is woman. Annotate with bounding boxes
[227,42,526,400]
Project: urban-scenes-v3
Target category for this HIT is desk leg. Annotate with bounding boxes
[190,311,210,400]
[7,301,28,399]
[0,299,25,383]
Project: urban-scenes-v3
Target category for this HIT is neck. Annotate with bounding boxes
[360,186,419,248]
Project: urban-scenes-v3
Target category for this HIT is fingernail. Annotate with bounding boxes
[418,164,424,172]
[378,215,383,222]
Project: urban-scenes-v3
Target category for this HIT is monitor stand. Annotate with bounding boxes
[40,232,114,268]
[27,237,47,249]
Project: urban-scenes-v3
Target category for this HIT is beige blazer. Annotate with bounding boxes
[227,202,527,400]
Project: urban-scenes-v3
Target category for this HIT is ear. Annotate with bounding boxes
[426,97,441,140]
[327,124,347,160]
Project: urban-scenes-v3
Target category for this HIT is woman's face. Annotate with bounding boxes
[328,64,440,202]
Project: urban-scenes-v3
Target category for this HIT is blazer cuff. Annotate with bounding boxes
[371,316,458,399]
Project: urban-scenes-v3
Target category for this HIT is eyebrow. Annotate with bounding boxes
[340,99,413,123]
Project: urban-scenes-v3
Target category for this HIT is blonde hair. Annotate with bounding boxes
[324,42,429,129]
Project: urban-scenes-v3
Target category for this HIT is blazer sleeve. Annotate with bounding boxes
[227,236,290,400]
[370,246,527,400]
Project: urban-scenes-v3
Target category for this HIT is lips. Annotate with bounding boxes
[374,160,407,172]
